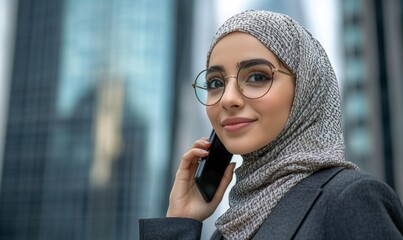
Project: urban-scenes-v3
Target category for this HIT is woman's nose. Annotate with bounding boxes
[220,77,244,110]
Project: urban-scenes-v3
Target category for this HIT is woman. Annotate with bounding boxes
[139,10,403,239]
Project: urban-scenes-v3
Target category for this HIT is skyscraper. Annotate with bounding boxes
[341,0,403,198]
[0,0,179,239]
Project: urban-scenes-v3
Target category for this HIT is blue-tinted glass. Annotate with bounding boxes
[345,57,365,84]
[345,91,368,120]
[0,0,175,239]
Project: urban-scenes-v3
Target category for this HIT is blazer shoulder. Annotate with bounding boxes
[325,169,397,196]
[322,169,403,239]
[323,169,403,209]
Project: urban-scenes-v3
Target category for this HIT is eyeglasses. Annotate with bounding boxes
[192,59,293,106]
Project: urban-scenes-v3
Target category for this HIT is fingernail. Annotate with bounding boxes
[200,149,209,155]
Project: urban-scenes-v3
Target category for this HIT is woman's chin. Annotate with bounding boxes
[224,144,260,156]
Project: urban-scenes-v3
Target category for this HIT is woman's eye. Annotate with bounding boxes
[206,78,224,90]
[246,72,272,83]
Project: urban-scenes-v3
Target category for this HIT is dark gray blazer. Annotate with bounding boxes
[139,168,403,240]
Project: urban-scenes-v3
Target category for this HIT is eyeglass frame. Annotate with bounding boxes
[191,58,294,106]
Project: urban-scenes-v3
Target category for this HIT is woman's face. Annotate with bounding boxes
[207,32,295,155]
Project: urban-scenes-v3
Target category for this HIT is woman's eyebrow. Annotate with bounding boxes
[237,58,273,69]
[207,58,274,74]
[207,65,225,72]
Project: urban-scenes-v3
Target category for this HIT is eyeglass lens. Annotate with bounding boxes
[193,62,274,106]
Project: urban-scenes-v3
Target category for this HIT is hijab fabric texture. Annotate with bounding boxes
[207,10,359,239]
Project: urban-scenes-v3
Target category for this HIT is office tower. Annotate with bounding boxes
[0,0,180,239]
[341,0,403,198]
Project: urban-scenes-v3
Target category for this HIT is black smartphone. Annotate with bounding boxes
[195,130,233,202]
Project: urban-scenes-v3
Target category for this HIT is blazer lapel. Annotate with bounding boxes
[252,167,344,240]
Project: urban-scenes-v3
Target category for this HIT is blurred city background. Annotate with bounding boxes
[0,0,401,239]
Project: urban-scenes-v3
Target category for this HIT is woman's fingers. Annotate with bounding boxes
[167,138,234,221]
[177,139,210,171]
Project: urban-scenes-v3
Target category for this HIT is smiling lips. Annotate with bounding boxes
[221,117,256,132]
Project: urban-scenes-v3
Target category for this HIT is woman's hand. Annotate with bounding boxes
[166,138,236,222]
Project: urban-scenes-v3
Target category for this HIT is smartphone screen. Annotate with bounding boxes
[195,130,233,202]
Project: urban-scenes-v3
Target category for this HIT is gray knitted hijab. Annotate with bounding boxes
[206,10,358,239]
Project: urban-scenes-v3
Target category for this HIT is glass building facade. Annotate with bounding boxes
[0,0,177,239]
[341,0,403,197]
